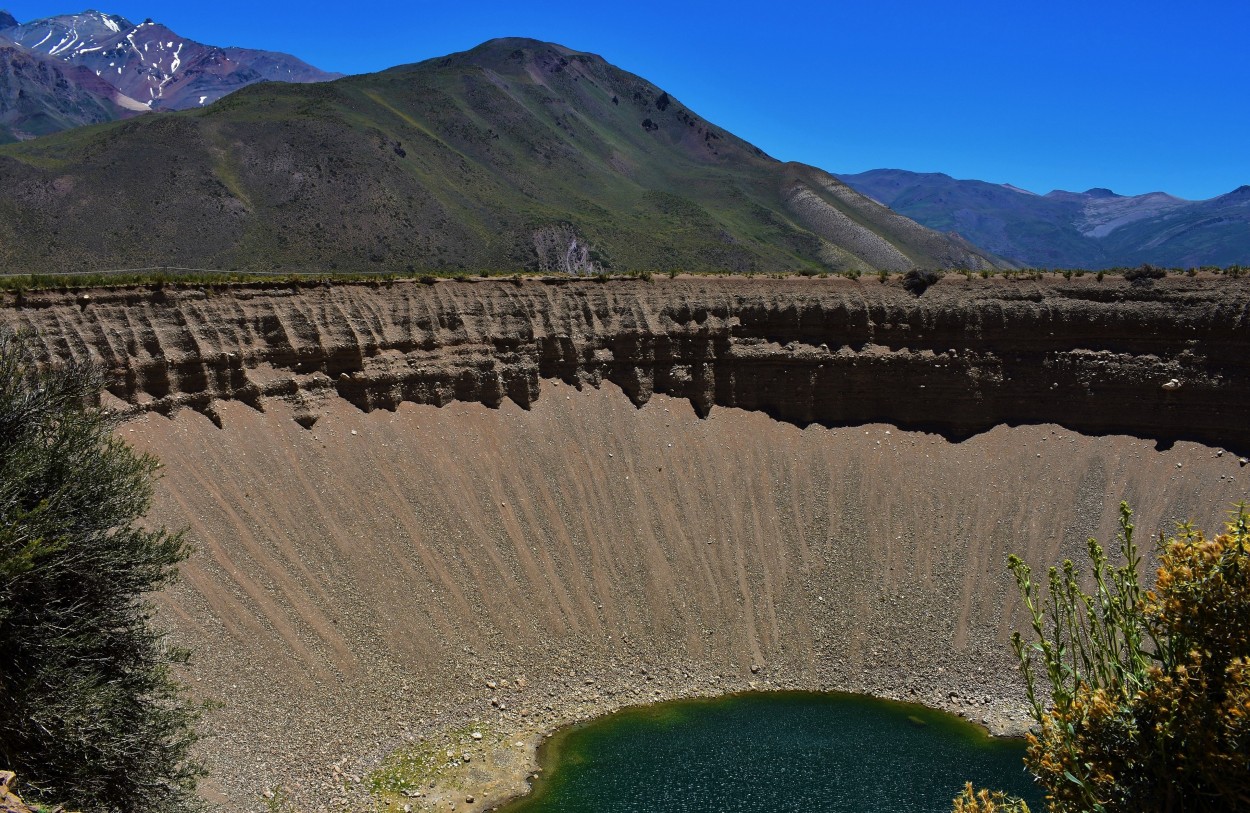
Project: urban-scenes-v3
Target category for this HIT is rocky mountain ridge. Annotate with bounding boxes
[838,169,1250,268]
[0,8,339,142]
[2,9,340,110]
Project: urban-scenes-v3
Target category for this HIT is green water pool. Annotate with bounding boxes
[497,691,1041,813]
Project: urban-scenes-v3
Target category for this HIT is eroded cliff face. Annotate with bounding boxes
[4,276,1249,452]
[2,276,1248,813]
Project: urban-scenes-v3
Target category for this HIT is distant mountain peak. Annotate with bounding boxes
[475,37,594,56]
[3,8,339,115]
[428,37,607,74]
[479,36,565,50]
[838,168,1250,268]
[0,10,17,29]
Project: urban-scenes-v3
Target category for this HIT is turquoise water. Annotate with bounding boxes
[498,691,1042,813]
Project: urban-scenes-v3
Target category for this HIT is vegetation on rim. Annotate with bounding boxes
[960,503,1250,812]
[0,332,202,812]
[0,263,1244,296]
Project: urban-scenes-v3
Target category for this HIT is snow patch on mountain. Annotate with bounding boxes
[1076,192,1189,238]
[5,9,339,113]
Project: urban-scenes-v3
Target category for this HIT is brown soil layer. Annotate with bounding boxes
[3,276,1249,811]
[3,275,1249,452]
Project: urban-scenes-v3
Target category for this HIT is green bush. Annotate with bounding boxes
[0,332,202,812]
[902,268,942,295]
[1122,264,1165,282]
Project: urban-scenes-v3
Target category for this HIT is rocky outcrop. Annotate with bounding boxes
[0,773,27,813]
[3,275,1248,453]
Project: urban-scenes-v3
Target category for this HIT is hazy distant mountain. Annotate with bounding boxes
[837,169,1250,268]
[0,38,997,274]
[0,43,147,142]
[0,11,17,29]
[1,10,340,112]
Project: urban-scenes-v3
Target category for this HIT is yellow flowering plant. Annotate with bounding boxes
[959,502,1250,813]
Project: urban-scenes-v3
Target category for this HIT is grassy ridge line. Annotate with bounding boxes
[0,267,480,292]
[1,264,1247,294]
[0,266,232,278]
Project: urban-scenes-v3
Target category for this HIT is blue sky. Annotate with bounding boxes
[5,0,1248,200]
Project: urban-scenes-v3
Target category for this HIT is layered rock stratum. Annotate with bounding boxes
[3,275,1248,811]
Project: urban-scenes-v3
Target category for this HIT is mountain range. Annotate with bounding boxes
[837,169,1250,268]
[0,8,339,141]
[0,37,995,275]
[1,14,1242,273]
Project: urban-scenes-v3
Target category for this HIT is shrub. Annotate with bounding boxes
[968,503,1250,813]
[1123,264,1165,283]
[902,268,942,295]
[0,332,201,812]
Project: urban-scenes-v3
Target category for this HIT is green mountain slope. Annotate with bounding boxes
[0,38,996,274]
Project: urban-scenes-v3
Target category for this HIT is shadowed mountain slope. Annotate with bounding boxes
[838,169,1250,268]
[0,38,996,274]
[0,43,146,142]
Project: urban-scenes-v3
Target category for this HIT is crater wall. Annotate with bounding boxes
[4,275,1249,450]
[3,276,1249,812]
